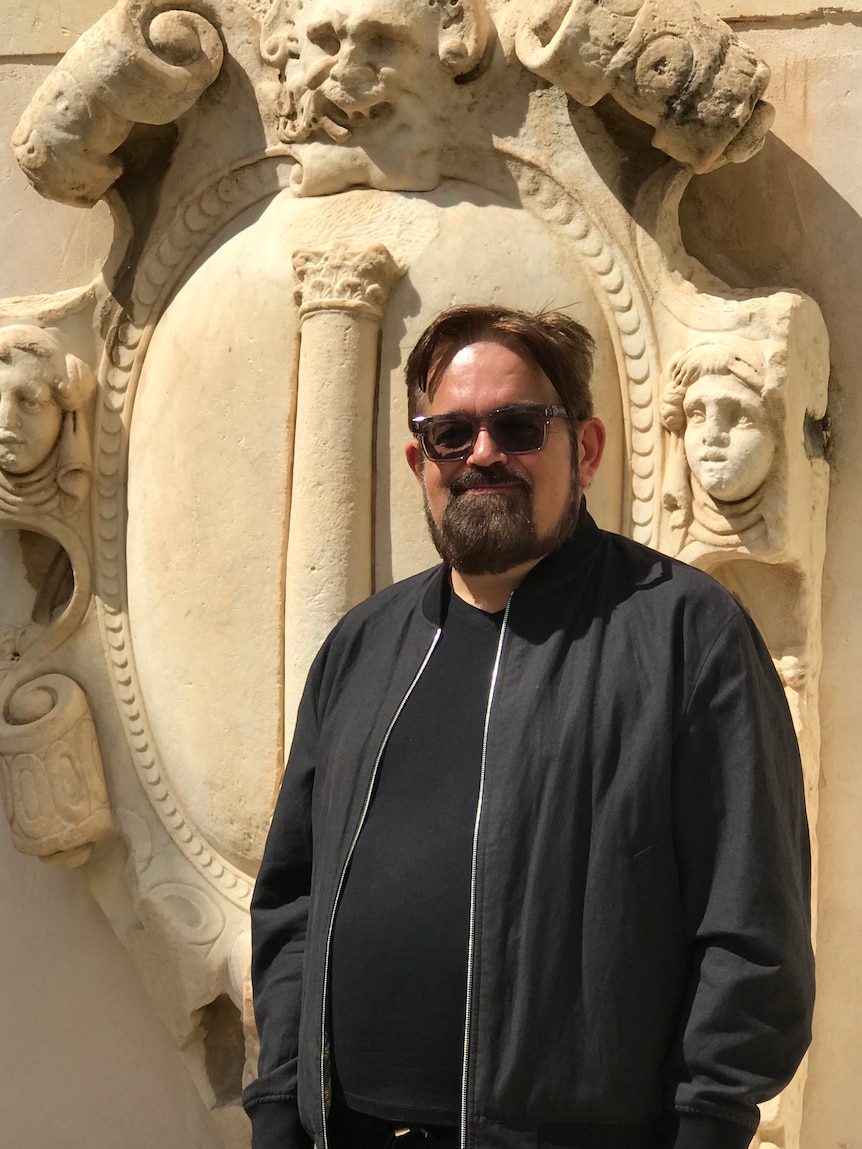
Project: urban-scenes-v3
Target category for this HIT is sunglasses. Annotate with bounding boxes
[410,403,568,463]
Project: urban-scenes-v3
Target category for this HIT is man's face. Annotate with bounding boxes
[405,340,603,575]
[0,352,63,476]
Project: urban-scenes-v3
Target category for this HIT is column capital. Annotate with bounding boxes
[292,242,403,321]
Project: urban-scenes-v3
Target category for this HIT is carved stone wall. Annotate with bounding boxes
[1,2,860,1148]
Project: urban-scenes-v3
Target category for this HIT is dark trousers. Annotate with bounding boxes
[328,1104,460,1149]
[327,1102,673,1149]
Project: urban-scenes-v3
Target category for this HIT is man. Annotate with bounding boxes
[243,306,814,1149]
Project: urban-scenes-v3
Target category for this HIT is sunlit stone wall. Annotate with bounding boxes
[0,2,859,1147]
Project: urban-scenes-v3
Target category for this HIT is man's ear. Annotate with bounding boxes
[405,438,425,484]
[578,418,606,487]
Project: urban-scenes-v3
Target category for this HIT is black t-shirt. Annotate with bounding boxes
[329,590,504,1124]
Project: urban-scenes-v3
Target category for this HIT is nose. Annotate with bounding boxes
[466,425,509,467]
[330,35,373,84]
[701,409,730,445]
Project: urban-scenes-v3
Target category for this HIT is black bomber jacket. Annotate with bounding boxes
[243,509,814,1149]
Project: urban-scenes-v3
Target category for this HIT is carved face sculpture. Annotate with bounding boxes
[0,350,64,476]
[682,374,775,503]
[291,0,440,133]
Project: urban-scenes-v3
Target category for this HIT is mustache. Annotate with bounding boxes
[447,465,531,496]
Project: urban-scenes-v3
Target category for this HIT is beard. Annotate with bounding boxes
[423,461,582,576]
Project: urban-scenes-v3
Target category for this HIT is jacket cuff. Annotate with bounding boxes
[667,1114,755,1149]
[246,1099,313,1149]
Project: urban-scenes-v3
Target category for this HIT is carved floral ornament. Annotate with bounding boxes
[4,0,829,1140]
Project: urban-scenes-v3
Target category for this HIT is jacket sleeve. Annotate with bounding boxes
[666,607,815,1149]
[241,654,324,1149]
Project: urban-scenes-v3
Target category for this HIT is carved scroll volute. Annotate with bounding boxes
[11,0,224,207]
[284,243,404,732]
[0,675,112,867]
[515,0,774,173]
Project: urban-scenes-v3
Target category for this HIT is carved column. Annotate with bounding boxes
[285,243,403,733]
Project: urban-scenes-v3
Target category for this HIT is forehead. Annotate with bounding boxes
[426,339,559,411]
[0,350,56,395]
[683,374,761,406]
[300,0,425,34]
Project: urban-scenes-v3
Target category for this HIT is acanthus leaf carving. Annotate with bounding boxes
[292,242,404,319]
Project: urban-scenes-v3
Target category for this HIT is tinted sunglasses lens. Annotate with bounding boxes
[491,411,547,454]
[424,417,475,459]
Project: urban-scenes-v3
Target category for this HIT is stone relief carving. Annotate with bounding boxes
[0,674,111,867]
[0,533,75,674]
[261,0,490,194]
[285,242,403,727]
[4,0,828,1145]
[10,0,775,209]
[0,319,96,688]
[515,0,774,173]
[0,325,96,518]
[0,321,108,869]
[292,242,403,317]
[661,337,779,557]
[11,0,224,207]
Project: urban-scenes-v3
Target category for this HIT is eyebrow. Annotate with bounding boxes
[8,379,54,401]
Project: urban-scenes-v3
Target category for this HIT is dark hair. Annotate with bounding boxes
[405,305,595,422]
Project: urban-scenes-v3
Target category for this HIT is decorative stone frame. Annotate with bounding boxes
[1,0,828,1145]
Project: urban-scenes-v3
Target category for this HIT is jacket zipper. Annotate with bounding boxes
[319,626,443,1149]
[460,597,512,1149]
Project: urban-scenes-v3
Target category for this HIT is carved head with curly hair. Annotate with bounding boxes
[662,338,778,504]
[0,326,95,513]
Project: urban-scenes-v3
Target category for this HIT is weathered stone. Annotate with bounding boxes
[0,0,845,1146]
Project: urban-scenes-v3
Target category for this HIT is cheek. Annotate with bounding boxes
[421,467,451,517]
[27,406,63,443]
[730,426,773,465]
[683,425,702,456]
[531,458,575,523]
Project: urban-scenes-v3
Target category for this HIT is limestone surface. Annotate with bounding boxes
[0,1,833,1146]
